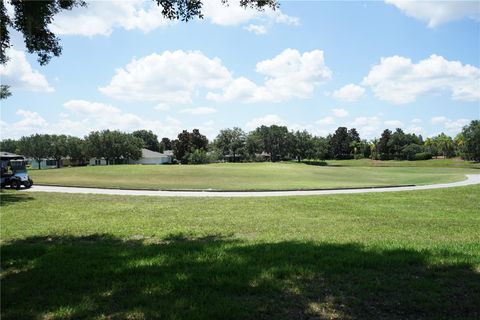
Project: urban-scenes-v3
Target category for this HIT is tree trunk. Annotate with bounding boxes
[37,159,41,170]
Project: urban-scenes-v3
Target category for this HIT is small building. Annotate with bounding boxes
[28,157,84,169]
[29,159,59,169]
[89,149,173,166]
[131,149,173,165]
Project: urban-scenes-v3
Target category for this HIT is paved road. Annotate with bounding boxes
[24,174,480,198]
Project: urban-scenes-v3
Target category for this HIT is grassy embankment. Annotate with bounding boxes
[28,160,479,190]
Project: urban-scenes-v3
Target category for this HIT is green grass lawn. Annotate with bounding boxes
[28,161,478,190]
[1,186,480,319]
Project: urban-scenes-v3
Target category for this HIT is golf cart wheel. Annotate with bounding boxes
[11,180,21,190]
[23,180,32,189]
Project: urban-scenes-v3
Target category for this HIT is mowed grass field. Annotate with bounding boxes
[1,185,480,319]
[29,160,479,190]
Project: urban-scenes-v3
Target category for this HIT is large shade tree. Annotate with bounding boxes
[214,127,246,161]
[132,130,161,152]
[18,134,52,169]
[457,120,480,161]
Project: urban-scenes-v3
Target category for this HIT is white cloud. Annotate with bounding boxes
[0,109,49,139]
[48,0,298,37]
[209,49,332,103]
[15,109,49,129]
[332,108,349,118]
[316,116,335,125]
[99,50,232,103]
[362,54,480,104]
[384,120,404,128]
[202,0,299,28]
[332,84,365,102]
[179,107,217,115]
[430,116,470,134]
[49,0,174,36]
[350,116,381,138]
[0,48,54,93]
[443,119,470,132]
[411,118,422,124]
[244,24,267,35]
[64,100,146,130]
[386,0,480,28]
[245,114,286,130]
[57,100,184,138]
[1,101,218,140]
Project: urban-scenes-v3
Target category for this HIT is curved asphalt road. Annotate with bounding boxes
[24,174,480,198]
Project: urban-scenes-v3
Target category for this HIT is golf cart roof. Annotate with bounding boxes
[0,151,25,161]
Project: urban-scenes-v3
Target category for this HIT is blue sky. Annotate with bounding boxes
[1,0,479,140]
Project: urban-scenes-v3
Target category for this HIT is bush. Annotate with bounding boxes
[300,159,328,166]
[413,152,432,161]
[402,143,424,160]
[186,149,209,164]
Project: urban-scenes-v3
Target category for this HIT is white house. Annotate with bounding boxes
[131,149,173,165]
[89,149,173,166]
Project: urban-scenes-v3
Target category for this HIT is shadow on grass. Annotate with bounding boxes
[1,234,479,320]
[0,191,35,207]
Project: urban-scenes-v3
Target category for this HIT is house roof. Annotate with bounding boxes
[0,151,24,160]
[142,148,172,158]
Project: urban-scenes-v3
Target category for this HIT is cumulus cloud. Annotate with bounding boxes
[362,54,480,104]
[103,49,332,105]
[12,100,183,139]
[430,116,470,134]
[331,108,349,118]
[179,107,217,115]
[0,49,54,93]
[208,49,332,103]
[48,0,298,36]
[350,116,381,138]
[49,0,173,36]
[0,100,224,140]
[202,0,299,28]
[245,114,286,130]
[64,100,149,131]
[0,109,49,139]
[386,0,480,28]
[332,84,365,102]
[99,50,232,103]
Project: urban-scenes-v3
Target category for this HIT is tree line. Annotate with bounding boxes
[1,120,479,168]
[211,121,479,163]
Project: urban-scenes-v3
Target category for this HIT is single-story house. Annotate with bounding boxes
[131,148,173,165]
[29,159,59,169]
[28,158,84,169]
[89,149,173,166]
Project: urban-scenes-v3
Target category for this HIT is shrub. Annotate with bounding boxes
[402,143,424,160]
[186,149,209,164]
[413,152,432,161]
